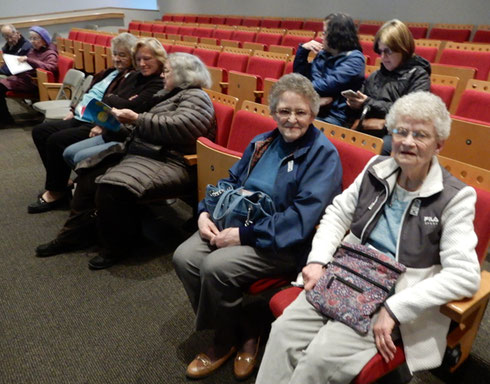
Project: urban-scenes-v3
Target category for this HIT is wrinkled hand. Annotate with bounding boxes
[111,108,138,124]
[345,91,368,110]
[301,40,323,54]
[89,125,103,138]
[17,56,28,63]
[63,111,74,120]
[210,227,240,248]
[198,212,220,242]
[319,97,333,107]
[373,307,397,363]
[302,263,325,291]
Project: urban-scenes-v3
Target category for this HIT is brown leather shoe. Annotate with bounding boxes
[233,337,260,380]
[186,347,236,379]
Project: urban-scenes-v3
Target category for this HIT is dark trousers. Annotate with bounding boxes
[31,118,93,192]
[0,84,11,121]
[62,155,139,256]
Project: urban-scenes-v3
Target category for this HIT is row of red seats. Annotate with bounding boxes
[451,81,490,126]
[66,29,113,48]
[160,14,490,43]
[130,24,314,54]
[160,15,323,32]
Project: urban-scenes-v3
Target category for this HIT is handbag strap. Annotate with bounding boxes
[212,187,245,222]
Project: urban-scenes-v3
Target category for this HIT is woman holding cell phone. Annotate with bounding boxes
[344,19,430,154]
[293,13,365,127]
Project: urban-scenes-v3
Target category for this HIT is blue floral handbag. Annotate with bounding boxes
[305,242,406,335]
[204,181,276,231]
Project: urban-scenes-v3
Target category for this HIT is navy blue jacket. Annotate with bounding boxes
[199,125,343,268]
[294,46,365,126]
[0,35,32,76]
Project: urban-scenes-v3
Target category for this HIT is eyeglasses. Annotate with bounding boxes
[378,48,394,56]
[29,36,41,41]
[392,128,432,141]
[2,33,16,40]
[276,108,311,120]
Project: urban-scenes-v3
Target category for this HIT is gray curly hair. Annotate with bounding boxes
[167,52,211,89]
[269,73,320,118]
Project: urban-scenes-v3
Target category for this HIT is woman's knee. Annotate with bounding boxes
[172,240,194,273]
[31,123,49,145]
[269,314,296,343]
[199,250,233,282]
[62,145,77,168]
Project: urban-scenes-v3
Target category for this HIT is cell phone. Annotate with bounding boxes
[341,90,358,98]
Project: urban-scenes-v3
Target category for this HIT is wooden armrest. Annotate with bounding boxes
[253,90,264,98]
[43,82,62,89]
[184,154,197,166]
[440,270,490,322]
[101,54,107,58]
[219,82,229,90]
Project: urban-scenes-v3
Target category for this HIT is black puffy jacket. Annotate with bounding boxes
[358,55,431,120]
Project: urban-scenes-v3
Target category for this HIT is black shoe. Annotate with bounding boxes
[35,239,77,257]
[28,193,70,214]
[88,253,119,270]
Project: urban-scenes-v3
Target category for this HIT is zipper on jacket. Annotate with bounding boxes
[361,189,388,242]
[327,274,364,294]
[331,261,390,293]
[340,243,404,274]
[368,195,379,210]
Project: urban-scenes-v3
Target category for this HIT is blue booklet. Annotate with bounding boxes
[82,99,121,131]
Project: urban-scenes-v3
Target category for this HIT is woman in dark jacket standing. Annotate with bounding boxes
[0,26,57,125]
[35,53,215,271]
[345,19,431,154]
[28,34,164,213]
[293,13,365,126]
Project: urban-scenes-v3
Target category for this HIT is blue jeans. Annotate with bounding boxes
[317,114,345,127]
[63,135,117,169]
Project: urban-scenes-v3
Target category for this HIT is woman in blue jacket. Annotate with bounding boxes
[173,73,342,381]
[293,12,365,126]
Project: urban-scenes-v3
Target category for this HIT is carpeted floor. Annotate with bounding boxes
[0,103,488,384]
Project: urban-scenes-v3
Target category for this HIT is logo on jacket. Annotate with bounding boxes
[423,216,440,225]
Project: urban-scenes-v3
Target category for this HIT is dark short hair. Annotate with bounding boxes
[324,13,361,53]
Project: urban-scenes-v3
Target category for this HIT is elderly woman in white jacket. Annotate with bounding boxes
[256,91,481,384]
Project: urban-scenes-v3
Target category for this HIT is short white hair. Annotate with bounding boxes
[386,91,451,140]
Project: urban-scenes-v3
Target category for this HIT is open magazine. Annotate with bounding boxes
[2,53,33,75]
[82,99,120,131]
